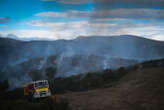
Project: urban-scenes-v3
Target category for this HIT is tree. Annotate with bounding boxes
[45,67,57,94]
[29,69,43,81]
[45,67,57,80]
[0,80,9,93]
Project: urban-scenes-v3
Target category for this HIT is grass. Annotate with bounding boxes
[0,59,164,110]
[0,97,70,110]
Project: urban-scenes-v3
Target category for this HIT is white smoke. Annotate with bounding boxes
[8,74,32,90]
[38,44,51,69]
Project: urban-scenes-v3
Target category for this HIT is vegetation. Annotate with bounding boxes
[53,67,128,93]
[29,69,43,81]
[45,67,57,80]
[0,98,70,110]
[28,58,164,94]
[0,59,164,110]
[0,82,70,110]
[0,80,9,93]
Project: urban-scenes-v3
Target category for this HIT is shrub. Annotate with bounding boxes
[45,67,57,80]
[29,69,43,81]
[0,97,71,110]
[0,80,9,93]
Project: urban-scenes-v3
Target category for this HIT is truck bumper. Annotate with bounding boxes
[33,92,51,98]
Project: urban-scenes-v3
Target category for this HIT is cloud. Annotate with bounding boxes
[36,9,164,20]
[151,34,164,41]
[93,0,164,8]
[1,20,163,41]
[0,29,56,40]
[36,10,90,18]
[42,0,164,7]
[0,17,10,23]
[42,0,93,4]
[91,9,164,20]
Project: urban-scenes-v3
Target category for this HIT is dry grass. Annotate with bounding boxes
[56,67,164,110]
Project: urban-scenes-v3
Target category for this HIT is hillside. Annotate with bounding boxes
[56,65,164,110]
[1,35,164,88]
[1,35,164,65]
[1,35,164,68]
[0,59,164,110]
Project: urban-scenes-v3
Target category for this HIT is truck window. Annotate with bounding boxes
[35,81,48,88]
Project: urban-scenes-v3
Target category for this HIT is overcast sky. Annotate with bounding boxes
[0,0,164,41]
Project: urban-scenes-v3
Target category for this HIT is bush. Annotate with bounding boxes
[0,97,71,110]
[29,69,43,81]
[0,88,24,100]
[45,67,57,80]
[0,80,9,93]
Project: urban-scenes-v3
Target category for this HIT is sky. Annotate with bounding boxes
[0,0,164,41]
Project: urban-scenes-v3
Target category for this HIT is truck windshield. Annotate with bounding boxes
[35,81,48,88]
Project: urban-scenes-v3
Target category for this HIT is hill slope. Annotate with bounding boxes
[1,35,164,68]
[57,67,164,110]
[1,35,164,87]
[0,59,164,110]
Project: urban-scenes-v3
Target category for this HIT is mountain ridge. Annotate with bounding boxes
[1,34,164,67]
[1,34,164,70]
[1,35,164,87]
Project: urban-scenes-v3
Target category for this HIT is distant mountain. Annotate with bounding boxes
[0,35,164,87]
[0,35,164,67]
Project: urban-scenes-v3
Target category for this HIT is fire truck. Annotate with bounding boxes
[24,80,51,99]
